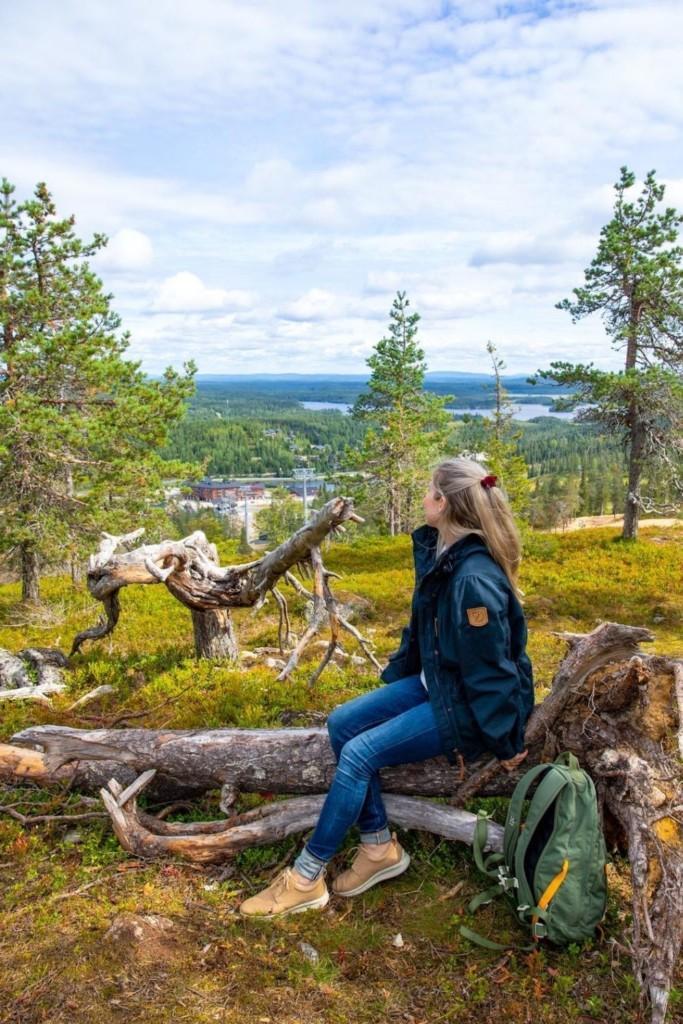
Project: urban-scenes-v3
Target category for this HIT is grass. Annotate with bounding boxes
[0,523,682,1024]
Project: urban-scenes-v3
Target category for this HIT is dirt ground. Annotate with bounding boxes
[553,515,680,532]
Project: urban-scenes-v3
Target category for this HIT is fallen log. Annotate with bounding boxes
[3,622,682,1023]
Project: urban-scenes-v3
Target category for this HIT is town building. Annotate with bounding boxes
[191,479,266,503]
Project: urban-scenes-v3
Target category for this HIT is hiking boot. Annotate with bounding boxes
[239,868,329,918]
[332,832,410,897]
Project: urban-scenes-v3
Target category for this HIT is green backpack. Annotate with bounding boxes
[461,752,608,949]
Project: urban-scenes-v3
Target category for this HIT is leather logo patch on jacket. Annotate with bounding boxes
[466,606,489,627]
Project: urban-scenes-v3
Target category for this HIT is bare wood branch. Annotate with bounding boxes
[72,498,373,676]
[98,784,503,864]
[67,685,116,711]
[0,805,108,825]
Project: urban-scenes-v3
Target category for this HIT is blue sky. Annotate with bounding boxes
[3,0,682,375]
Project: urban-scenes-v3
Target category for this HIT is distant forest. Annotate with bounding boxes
[162,376,677,525]
[188,373,571,408]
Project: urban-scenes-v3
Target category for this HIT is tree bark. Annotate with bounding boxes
[623,410,646,540]
[190,607,238,660]
[622,298,643,542]
[20,541,40,603]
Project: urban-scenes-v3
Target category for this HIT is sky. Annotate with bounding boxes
[2,0,682,376]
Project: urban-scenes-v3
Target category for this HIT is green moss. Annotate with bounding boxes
[2,524,682,1022]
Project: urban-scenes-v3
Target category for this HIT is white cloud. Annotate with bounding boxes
[151,273,254,313]
[278,289,341,322]
[278,288,387,322]
[96,228,153,270]
[2,1,681,373]
[470,232,597,267]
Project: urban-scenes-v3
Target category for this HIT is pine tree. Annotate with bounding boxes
[591,473,607,517]
[531,167,683,539]
[0,179,197,602]
[578,462,590,516]
[347,292,453,534]
[254,487,302,545]
[610,464,624,516]
[237,523,253,555]
[481,341,531,518]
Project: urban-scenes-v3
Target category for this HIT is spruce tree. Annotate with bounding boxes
[348,292,453,534]
[531,167,683,539]
[0,179,197,602]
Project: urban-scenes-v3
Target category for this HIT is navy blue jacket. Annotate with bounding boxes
[380,525,534,764]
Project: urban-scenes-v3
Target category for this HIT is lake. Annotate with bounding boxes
[301,400,580,421]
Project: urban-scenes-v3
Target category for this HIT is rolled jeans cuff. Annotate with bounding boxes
[293,844,327,881]
[360,826,392,845]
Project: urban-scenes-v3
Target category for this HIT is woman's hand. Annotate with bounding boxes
[498,749,528,773]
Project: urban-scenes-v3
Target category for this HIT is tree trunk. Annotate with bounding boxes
[99,785,504,864]
[622,300,643,541]
[20,542,40,603]
[623,412,646,540]
[388,479,396,537]
[69,555,83,585]
[191,607,238,660]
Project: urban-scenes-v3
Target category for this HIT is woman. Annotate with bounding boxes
[239,457,534,917]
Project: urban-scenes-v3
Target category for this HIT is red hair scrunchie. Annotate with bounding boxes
[480,474,498,489]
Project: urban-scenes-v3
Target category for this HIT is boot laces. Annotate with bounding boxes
[270,868,293,896]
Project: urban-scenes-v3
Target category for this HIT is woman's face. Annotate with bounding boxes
[423,480,446,527]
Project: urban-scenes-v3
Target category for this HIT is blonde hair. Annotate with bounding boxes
[431,456,523,599]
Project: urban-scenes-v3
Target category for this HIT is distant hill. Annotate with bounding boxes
[194,371,537,384]
[189,373,573,408]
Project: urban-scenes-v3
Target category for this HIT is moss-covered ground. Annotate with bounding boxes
[1,524,682,1023]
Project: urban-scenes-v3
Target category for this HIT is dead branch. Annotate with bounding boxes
[71,498,374,680]
[98,770,504,864]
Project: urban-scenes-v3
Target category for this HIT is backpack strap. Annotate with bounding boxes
[469,770,569,917]
[463,813,534,951]
[505,754,583,868]
[513,768,573,914]
[460,903,549,951]
[472,810,506,879]
[459,925,536,952]
[503,763,553,866]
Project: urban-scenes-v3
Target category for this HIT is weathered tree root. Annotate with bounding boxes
[71,498,377,682]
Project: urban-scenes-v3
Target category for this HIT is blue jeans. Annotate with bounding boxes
[293,674,444,881]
